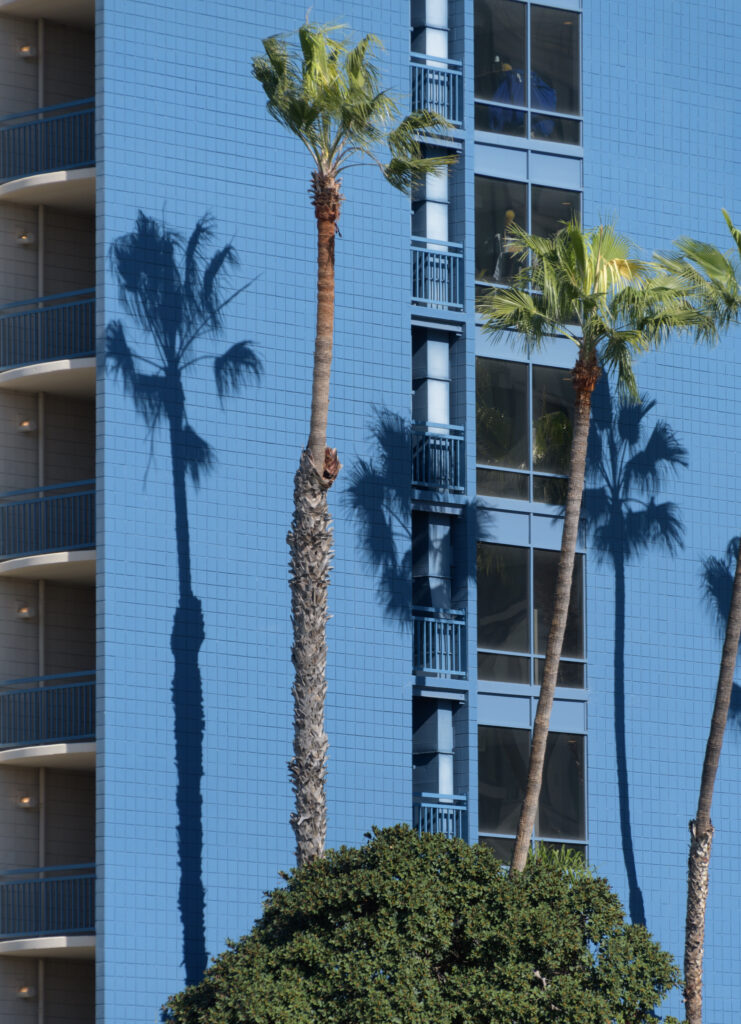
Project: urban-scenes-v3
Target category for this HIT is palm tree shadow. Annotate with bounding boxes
[701,537,741,722]
[584,376,687,926]
[343,409,481,624]
[107,212,261,985]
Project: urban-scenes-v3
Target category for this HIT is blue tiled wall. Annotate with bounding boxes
[584,1,741,1018]
[97,1,412,1019]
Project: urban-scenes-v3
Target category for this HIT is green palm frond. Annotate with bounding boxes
[253,24,455,190]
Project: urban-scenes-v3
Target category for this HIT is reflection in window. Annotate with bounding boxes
[475,178,526,284]
[474,0,581,145]
[476,357,575,504]
[477,542,585,687]
[478,726,586,848]
[531,185,580,238]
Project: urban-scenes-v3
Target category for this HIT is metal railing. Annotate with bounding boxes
[410,54,463,126]
[413,606,466,677]
[411,237,463,311]
[0,98,94,182]
[0,480,95,560]
[0,864,95,939]
[412,422,465,492]
[0,672,95,748]
[0,289,94,371]
[414,793,467,839]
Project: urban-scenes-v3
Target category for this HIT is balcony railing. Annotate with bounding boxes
[0,98,94,183]
[0,672,95,749]
[412,422,465,493]
[413,606,466,678]
[0,480,95,560]
[414,793,467,839]
[0,864,94,939]
[411,238,463,311]
[0,289,95,371]
[410,54,463,127]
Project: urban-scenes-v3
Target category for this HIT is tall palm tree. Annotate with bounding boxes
[584,382,686,924]
[478,220,700,873]
[657,211,741,1024]
[253,24,455,865]
[107,211,260,984]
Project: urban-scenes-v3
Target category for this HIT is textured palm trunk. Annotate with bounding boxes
[510,354,599,873]
[685,542,741,1022]
[288,171,342,866]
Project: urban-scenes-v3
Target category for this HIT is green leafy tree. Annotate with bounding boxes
[657,211,741,1024]
[252,24,455,865]
[164,825,682,1024]
[478,220,700,873]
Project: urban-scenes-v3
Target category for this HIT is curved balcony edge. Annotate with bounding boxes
[0,934,95,958]
[0,548,95,581]
[0,357,95,396]
[0,166,94,211]
[0,740,95,769]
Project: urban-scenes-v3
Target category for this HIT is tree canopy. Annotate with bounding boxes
[165,826,682,1024]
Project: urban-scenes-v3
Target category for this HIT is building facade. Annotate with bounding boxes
[0,0,736,1020]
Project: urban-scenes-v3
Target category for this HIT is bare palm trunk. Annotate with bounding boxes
[288,171,342,866]
[510,355,599,873]
[685,544,741,1022]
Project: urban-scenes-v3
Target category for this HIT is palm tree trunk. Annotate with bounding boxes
[288,171,342,866]
[685,543,741,1022]
[510,355,598,873]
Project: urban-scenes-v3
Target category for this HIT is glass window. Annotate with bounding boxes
[475,178,526,284]
[531,185,580,238]
[476,357,575,504]
[474,0,581,145]
[533,549,584,659]
[477,544,529,654]
[478,726,586,847]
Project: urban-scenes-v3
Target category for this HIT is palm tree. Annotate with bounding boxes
[107,211,261,984]
[584,382,686,924]
[478,220,700,873]
[657,211,741,1024]
[253,24,455,865]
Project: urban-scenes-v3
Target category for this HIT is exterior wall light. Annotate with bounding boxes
[17,985,36,999]
[17,418,37,433]
[15,42,37,59]
[16,794,38,809]
[16,603,37,619]
[15,231,36,246]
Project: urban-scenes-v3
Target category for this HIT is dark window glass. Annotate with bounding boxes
[531,185,581,238]
[478,726,529,835]
[477,467,529,500]
[478,651,530,685]
[533,475,568,505]
[533,658,584,689]
[536,732,585,840]
[474,102,527,136]
[532,365,573,476]
[532,549,584,658]
[531,6,580,116]
[535,114,580,146]
[475,176,526,284]
[537,840,586,860]
[477,543,529,653]
[474,0,527,103]
[477,358,528,469]
[479,835,515,861]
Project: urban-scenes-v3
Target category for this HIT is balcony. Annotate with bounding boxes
[411,238,463,311]
[410,54,463,127]
[0,480,95,581]
[412,422,465,494]
[413,606,466,678]
[0,99,94,210]
[0,0,93,27]
[0,289,95,396]
[0,672,94,769]
[0,864,94,957]
[414,793,467,840]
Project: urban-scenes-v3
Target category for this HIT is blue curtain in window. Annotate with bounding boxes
[490,69,556,137]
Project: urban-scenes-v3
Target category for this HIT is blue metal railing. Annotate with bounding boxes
[0,671,95,748]
[0,289,94,371]
[411,237,463,311]
[412,422,465,493]
[413,606,466,678]
[0,480,95,560]
[0,864,95,939]
[0,98,94,183]
[410,54,463,126]
[414,793,467,839]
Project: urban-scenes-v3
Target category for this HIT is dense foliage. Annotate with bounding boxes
[165,826,682,1024]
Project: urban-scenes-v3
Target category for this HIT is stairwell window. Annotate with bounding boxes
[474,0,581,145]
